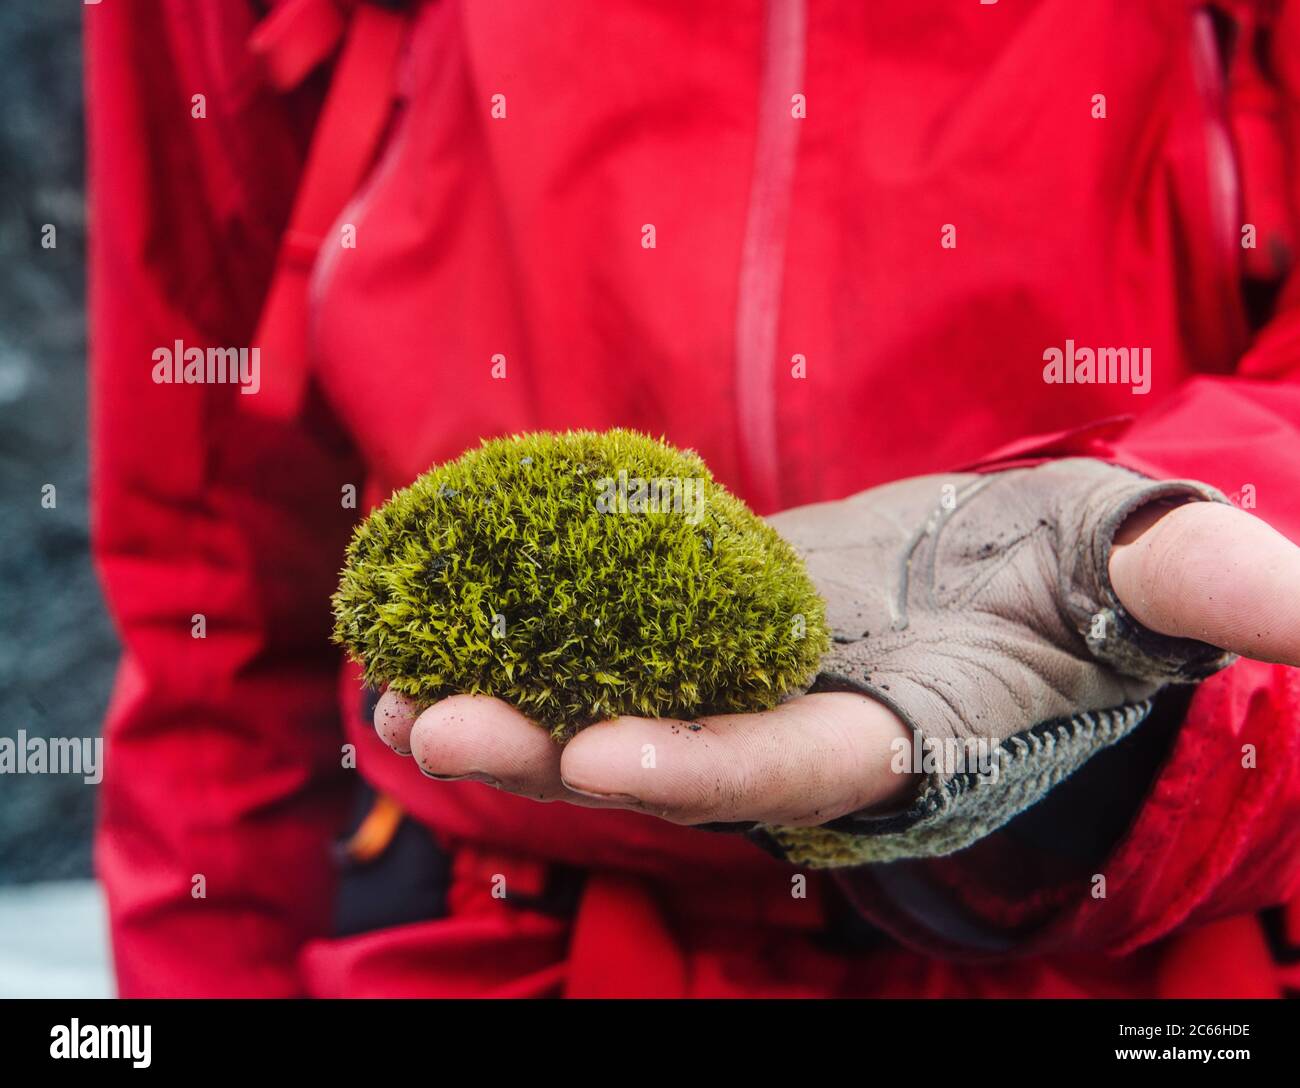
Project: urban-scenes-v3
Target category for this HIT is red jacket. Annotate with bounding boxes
[89,0,1300,997]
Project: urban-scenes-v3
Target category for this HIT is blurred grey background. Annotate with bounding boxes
[0,2,118,896]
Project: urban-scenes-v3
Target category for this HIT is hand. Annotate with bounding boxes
[373,464,1300,840]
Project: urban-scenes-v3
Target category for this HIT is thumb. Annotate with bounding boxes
[1109,499,1300,667]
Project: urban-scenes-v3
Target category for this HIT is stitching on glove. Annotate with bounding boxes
[762,699,1155,867]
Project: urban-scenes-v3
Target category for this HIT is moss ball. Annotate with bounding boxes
[332,429,830,737]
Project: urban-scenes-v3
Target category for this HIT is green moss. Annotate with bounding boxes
[332,429,830,737]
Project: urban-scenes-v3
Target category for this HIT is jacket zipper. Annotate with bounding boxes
[734,0,806,513]
[1189,8,1241,276]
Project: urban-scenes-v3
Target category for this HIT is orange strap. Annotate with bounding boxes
[247,0,410,418]
[341,792,405,863]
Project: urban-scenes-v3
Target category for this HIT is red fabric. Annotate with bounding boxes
[89,0,1300,997]
[251,1,409,415]
[248,0,346,93]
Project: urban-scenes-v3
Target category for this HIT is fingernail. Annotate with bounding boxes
[561,780,643,805]
[417,765,499,787]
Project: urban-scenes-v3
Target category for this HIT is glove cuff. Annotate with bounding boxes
[758,699,1153,867]
[1071,472,1236,683]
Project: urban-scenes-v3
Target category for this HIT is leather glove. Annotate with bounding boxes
[757,458,1235,867]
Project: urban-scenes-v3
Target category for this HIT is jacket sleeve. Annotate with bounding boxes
[87,0,361,995]
[843,4,1300,955]
[1031,0,1300,951]
[1069,342,1300,952]
[832,334,1300,960]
